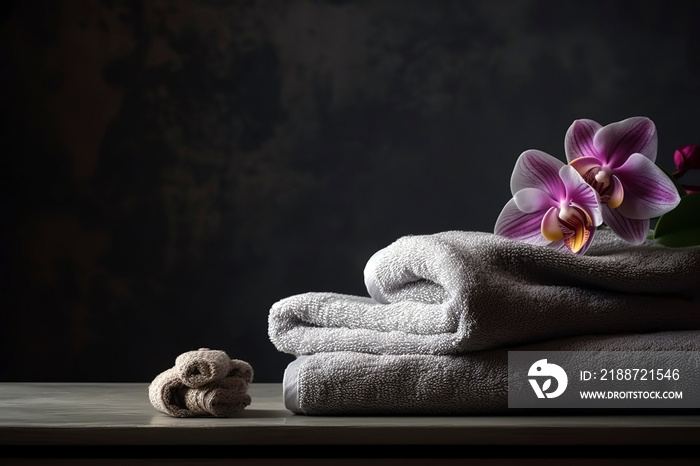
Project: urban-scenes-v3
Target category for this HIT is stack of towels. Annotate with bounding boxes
[268,229,700,415]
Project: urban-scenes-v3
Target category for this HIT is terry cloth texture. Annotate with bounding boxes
[175,348,233,388]
[149,348,253,418]
[269,229,700,356]
[283,330,700,415]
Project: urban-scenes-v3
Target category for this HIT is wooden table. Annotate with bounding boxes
[1,383,699,464]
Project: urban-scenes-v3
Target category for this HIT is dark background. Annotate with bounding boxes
[1,0,699,383]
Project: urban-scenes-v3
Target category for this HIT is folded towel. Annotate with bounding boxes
[269,229,700,356]
[148,349,254,418]
[283,330,700,415]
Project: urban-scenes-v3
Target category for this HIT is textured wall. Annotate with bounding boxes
[1,0,699,383]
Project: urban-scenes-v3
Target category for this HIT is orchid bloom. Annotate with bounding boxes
[494,149,602,254]
[673,144,700,194]
[565,116,681,245]
[673,144,700,176]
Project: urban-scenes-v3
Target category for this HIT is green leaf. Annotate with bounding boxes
[653,193,700,247]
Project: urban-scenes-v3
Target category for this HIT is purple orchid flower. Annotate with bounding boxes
[494,149,602,254]
[673,144,700,177]
[565,116,681,245]
[673,144,700,194]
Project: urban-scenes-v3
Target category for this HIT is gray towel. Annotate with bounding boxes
[269,229,700,356]
[284,330,700,415]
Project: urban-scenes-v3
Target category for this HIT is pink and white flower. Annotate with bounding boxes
[565,116,681,245]
[494,149,602,254]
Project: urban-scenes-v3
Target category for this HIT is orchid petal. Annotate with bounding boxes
[549,240,570,253]
[513,187,557,213]
[568,156,603,178]
[510,150,565,199]
[614,153,681,219]
[558,165,603,226]
[601,204,650,245]
[564,119,602,163]
[572,226,596,255]
[607,175,624,209]
[563,223,591,254]
[592,116,658,167]
[541,206,564,242]
[494,199,551,246]
[558,205,594,254]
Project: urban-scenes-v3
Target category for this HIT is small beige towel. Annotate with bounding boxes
[149,348,254,418]
[175,348,254,388]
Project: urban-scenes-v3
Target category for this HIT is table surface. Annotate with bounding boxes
[1,382,699,464]
[1,382,700,449]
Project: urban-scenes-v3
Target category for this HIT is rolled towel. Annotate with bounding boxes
[175,348,254,388]
[149,350,254,418]
[149,368,253,418]
[182,376,252,417]
[175,348,232,388]
[269,229,700,356]
[149,367,192,418]
[228,358,254,383]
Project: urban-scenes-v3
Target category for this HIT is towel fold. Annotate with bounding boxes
[283,330,700,415]
[269,229,700,356]
[181,375,252,417]
[149,349,253,418]
[175,348,232,387]
[175,347,254,387]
